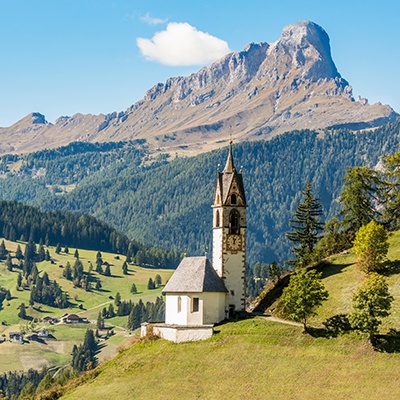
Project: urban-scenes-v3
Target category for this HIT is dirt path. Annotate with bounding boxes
[257,314,303,327]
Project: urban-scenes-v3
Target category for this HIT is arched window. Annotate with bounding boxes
[229,209,240,234]
[216,194,220,204]
[215,210,220,227]
[231,194,237,205]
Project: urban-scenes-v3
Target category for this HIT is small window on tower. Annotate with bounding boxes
[216,194,220,204]
[229,209,240,234]
[216,210,220,227]
[231,194,237,205]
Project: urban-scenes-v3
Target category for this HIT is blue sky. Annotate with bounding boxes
[1,0,399,127]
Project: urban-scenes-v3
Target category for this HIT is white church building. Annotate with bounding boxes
[142,143,247,343]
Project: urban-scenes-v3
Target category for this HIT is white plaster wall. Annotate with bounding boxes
[165,293,203,326]
[154,326,213,343]
[186,294,203,325]
[223,233,246,312]
[212,228,223,277]
[202,292,226,324]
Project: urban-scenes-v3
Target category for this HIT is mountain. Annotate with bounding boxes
[1,119,399,265]
[0,21,396,155]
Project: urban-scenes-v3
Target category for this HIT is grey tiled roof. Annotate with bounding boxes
[163,256,227,293]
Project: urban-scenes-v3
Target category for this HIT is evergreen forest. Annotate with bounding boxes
[0,119,399,265]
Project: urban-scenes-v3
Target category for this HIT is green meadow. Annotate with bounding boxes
[58,232,400,400]
[0,239,174,372]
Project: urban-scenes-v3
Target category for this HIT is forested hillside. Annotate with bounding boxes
[0,120,399,265]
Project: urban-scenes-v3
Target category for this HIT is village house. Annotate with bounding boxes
[38,328,49,337]
[9,332,24,343]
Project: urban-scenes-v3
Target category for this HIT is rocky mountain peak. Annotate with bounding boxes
[30,112,47,124]
[257,20,341,85]
[0,21,396,155]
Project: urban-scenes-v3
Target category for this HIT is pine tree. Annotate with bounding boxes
[97,312,104,329]
[96,257,103,273]
[18,302,27,319]
[15,244,23,260]
[339,166,382,235]
[115,292,121,307]
[74,249,79,259]
[45,249,51,261]
[38,242,46,262]
[107,303,115,318]
[0,240,7,260]
[6,253,13,271]
[286,181,324,267]
[17,272,22,289]
[104,264,111,277]
[64,245,69,254]
[55,243,61,254]
[147,278,155,290]
[130,283,138,294]
[155,274,162,287]
[63,262,72,280]
[122,261,128,275]
[95,280,102,290]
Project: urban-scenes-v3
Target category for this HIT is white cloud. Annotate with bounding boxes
[136,22,231,66]
[140,12,168,26]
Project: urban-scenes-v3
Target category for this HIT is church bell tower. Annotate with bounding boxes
[212,142,247,316]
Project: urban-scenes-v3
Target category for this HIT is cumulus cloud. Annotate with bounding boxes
[140,12,168,25]
[136,22,231,66]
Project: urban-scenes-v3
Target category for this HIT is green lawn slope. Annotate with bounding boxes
[57,231,400,400]
[0,239,174,372]
[59,318,400,400]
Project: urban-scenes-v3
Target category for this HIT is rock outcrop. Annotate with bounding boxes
[0,21,397,155]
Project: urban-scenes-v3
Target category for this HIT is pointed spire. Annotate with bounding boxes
[223,141,235,173]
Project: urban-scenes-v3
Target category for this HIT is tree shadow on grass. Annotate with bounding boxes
[308,314,353,339]
[372,329,400,353]
[380,260,400,277]
[306,326,334,338]
[317,262,353,279]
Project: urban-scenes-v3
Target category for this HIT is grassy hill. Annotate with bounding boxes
[0,239,174,373]
[55,232,400,400]
[58,319,400,400]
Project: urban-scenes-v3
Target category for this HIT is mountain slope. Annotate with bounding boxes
[0,21,396,155]
[0,120,400,265]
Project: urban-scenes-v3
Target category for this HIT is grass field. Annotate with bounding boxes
[306,230,400,329]
[57,232,400,400]
[0,239,174,372]
[59,317,400,400]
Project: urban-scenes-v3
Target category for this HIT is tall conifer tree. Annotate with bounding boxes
[286,181,323,267]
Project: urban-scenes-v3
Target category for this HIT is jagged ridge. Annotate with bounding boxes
[0,21,396,155]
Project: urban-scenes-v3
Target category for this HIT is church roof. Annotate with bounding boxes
[216,143,246,205]
[163,256,228,293]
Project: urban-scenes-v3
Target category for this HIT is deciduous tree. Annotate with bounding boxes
[353,221,389,273]
[350,273,393,341]
[278,269,328,332]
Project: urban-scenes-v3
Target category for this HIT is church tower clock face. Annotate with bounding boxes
[226,234,242,251]
[212,141,247,315]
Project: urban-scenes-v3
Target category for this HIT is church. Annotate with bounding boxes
[142,143,247,343]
